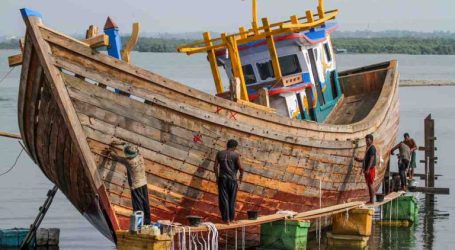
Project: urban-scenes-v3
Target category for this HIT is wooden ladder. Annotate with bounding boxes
[20,185,58,249]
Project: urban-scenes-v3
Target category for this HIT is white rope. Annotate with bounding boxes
[235,228,238,250]
[188,227,192,250]
[178,228,182,250]
[241,226,245,250]
[201,222,219,250]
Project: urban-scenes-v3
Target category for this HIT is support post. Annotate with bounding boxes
[204,32,224,94]
[252,0,258,29]
[317,0,325,18]
[222,34,249,101]
[262,17,282,82]
[306,10,315,23]
[258,88,270,107]
[424,114,436,188]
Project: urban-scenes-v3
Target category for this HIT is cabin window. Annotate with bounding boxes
[242,64,257,85]
[323,42,332,62]
[257,61,275,80]
[279,54,302,76]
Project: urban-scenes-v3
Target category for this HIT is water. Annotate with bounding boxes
[0,50,454,249]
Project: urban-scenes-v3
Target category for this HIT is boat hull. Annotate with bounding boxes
[17,18,399,245]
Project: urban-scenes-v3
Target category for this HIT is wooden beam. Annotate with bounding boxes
[121,22,141,63]
[204,32,224,94]
[84,34,109,49]
[222,34,249,101]
[21,11,102,189]
[8,34,109,67]
[262,17,282,81]
[237,99,275,113]
[408,186,450,195]
[0,131,22,140]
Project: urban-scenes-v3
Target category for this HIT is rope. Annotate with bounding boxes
[201,222,219,250]
[235,228,238,250]
[241,225,245,250]
[0,67,15,85]
[0,147,23,177]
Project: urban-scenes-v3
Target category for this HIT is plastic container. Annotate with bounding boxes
[186,216,202,226]
[260,220,310,250]
[383,195,418,223]
[130,211,144,232]
[332,208,374,236]
[0,228,33,247]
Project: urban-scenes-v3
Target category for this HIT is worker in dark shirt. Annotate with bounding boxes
[354,134,377,204]
[214,139,244,224]
[391,141,411,191]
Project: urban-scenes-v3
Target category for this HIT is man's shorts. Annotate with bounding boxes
[364,167,376,185]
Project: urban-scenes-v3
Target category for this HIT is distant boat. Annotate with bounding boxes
[13,0,398,245]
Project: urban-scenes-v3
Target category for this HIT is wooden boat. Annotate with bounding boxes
[12,0,399,245]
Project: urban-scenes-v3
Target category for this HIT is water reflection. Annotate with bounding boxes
[306,194,449,250]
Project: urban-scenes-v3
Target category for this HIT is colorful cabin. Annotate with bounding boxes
[178,0,343,122]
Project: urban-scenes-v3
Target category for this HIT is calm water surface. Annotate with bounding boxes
[0,50,454,249]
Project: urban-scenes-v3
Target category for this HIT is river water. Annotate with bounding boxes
[0,50,454,249]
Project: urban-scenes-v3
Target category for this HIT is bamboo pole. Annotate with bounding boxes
[0,131,21,140]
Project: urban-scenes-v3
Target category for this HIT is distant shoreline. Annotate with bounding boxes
[2,36,455,55]
[400,80,455,87]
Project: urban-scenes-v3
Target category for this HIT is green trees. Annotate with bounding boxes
[332,38,455,55]
[1,36,454,55]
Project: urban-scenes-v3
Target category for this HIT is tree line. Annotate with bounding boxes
[2,36,455,55]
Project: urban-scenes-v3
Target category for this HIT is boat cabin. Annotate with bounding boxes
[178,0,343,123]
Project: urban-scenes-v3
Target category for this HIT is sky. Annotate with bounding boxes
[1,0,454,37]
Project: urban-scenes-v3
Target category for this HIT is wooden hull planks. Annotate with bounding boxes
[16,19,400,244]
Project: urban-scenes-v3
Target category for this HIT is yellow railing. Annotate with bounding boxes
[177,1,338,103]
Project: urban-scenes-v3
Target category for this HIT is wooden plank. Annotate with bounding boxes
[61,72,352,149]
[8,54,23,67]
[41,24,400,137]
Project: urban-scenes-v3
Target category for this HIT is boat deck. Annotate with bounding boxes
[325,91,381,125]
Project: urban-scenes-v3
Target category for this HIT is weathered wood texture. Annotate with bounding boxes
[17,23,400,244]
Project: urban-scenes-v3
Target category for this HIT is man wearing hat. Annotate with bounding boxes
[105,142,151,225]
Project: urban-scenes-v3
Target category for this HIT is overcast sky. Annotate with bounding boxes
[1,0,454,36]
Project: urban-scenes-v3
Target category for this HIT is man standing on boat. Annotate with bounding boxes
[214,139,244,224]
[104,142,151,225]
[403,133,418,180]
[391,140,411,191]
[354,134,377,204]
